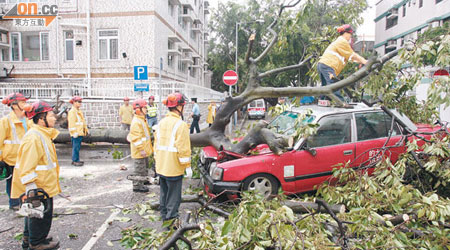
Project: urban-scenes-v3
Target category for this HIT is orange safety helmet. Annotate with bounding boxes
[2,92,29,106]
[69,96,83,104]
[132,99,147,115]
[148,96,155,100]
[337,24,353,34]
[163,93,186,108]
[23,101,54,119]
[124,97,130,101]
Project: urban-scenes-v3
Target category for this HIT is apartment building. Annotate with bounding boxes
[0,0,211,88]
[374,0,449,55]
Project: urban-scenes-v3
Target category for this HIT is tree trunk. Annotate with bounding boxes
[54,129,129,144]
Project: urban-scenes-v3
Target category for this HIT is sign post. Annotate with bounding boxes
[223,70,238,135]
[159,57,163,120]
[134,66,148,98]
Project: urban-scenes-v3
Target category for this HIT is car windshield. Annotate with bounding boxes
[269,111,315,135]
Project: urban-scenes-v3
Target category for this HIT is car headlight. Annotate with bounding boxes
[211,167,223,181]
[209,162,223,180]
[200,150,205,164]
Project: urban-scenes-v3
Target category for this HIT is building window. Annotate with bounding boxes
[178,7,183,27]
[11,32,20,61]
[64,30,74,61]
[9,31,49,61]
[419,0,423,7]
[386,16,398,29]
[168,55,174,68]
[436,0,442,3]
[402,5,406,17]
[40,32,49,61]
[178,59,186,73]
[98,29,118,60]
[168,40,174,50]
[190,30,197,41]
[168,2,175,17]
[190,67,195,77]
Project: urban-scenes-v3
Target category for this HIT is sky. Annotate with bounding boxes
[207,0,377,39]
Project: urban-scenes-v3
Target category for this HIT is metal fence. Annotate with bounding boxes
[0,78,225,101]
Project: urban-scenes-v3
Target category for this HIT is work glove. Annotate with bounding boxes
[0,161,12,181]
[185,167,193,178]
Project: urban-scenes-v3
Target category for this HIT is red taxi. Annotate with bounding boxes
[198,104,442,198]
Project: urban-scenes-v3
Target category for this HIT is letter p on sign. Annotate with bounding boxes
[134,66,148,80]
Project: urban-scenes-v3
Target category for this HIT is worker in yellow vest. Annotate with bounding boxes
[119,97,133,130]
[318,24,367,101]
[146,95,158,127]
[129,99,153,192]
[155,93,191,228]
[12,101,60,250]
[0,93,32,210]
[67,96,89,166]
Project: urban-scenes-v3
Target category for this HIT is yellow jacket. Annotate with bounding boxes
[0,112,33,166]
[155,112,191,177]
[119,104,133,125]
[11,124,61,198]
[318,36,355,76]
[129,115,153,159]
[68,107,89,137]
[206,104,216,124]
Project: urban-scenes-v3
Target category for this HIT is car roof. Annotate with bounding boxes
[290,103,381,117]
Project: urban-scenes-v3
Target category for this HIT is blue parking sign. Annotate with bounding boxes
[134,83,149,92]
[134,66,148,80]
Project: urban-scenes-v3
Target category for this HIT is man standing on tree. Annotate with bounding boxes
[0,93,32,210]
[128,99,153,193]
[317,24,367,101]
[119,97,133,131]
[12,101,61,250]
[146,96,158,127]
[190,98,200,134]
[155,93,191,229]
[68,96,88,166]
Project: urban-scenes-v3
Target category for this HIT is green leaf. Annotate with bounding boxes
[221,221,233,236]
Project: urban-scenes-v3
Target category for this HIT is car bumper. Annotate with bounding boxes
[199,163,241,195]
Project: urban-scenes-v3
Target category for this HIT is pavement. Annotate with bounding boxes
[0,144,202,250]
[0,116,262,250]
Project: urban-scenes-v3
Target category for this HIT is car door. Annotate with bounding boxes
[353,111,405,174]
[292,113,355,193]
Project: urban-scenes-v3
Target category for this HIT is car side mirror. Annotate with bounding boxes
[301,142,317,156]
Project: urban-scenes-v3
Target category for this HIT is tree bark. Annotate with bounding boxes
[54,129,129,144]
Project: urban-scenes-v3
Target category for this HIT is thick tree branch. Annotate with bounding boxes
[245,34,256,64]
[254,0,303,63]
[258,55,313,79]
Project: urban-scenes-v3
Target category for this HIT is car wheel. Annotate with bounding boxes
[242,174,279,198]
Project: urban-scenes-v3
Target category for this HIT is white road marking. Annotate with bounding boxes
[223,76,238,80]
[81,209,121,250]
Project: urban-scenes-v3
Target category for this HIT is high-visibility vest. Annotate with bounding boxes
[154,112,191,177]
[0,112,32,166]
[11,125,61,198]
[147,104,158,118]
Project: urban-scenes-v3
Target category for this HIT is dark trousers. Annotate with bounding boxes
[190,117,200,134]
[317,62,343,101]
[133,157,149,189]
[5,164,19,207]
[71,136,83,162]
[24,198,53,246]
[159,175,183,220]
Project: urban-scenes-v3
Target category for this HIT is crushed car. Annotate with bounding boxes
[198,103,446,199]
